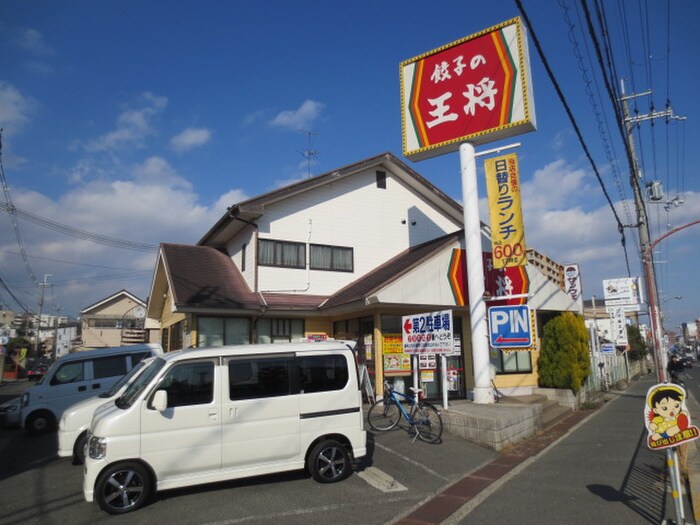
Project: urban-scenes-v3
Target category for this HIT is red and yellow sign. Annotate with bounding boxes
[400,17,536,161]
[484,153,526,268]
[448,249,528,306]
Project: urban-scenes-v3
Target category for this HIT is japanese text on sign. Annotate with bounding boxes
[484,153,527,268]
[400,17,536,161]
[402,310,454,354]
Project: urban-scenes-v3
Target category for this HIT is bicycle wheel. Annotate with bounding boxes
[367,398,401,431]
[412,402,443,444]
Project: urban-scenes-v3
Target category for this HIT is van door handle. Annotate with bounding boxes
[92,384,101,389]
[78,386,87,392]
[208,409,218,421]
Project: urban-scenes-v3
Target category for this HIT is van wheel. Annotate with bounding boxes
[26,411,55,435]
[73,431,88,465]
[307,439,351,483]
[95,461,152,514]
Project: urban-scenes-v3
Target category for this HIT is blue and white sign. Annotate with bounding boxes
[402,309,454,354]
[488,305,533,349]
[600,343,615,355]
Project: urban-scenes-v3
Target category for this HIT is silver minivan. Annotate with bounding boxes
[21,343,162,434]
[83,341,367,514]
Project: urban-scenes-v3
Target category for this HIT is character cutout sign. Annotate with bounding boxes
[645,383,700,450]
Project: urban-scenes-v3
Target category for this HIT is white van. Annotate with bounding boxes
[21,343,163,434]
[83,341,367,514]
[58,357,156,464]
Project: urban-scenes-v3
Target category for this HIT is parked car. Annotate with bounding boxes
[83,341,367,514]
[27,364,48,381]
[58,357,156,464]
[21,343,163,434]
[0,397,21,427]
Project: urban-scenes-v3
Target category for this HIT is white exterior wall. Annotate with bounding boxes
[227,228,256,290]
[244,168,462,295]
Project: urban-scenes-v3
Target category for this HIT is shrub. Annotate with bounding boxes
[626,324,648,361]
[538,312,591,393]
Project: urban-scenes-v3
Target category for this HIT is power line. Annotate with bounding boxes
[0,129,40,286]
[0,202,158,252]
[515,0,632,276]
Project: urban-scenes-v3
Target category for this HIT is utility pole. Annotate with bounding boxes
[619,82,665,382]
[34,274,52,360]
[621,81,690,525]
[53,303,61,362]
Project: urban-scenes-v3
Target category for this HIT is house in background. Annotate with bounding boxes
[78,290,148,349]
[146,152,579,399]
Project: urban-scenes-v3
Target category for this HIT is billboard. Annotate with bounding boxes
[484,153,526,268]
[603,277,642,307]
[402,310,454,354]
[400,17,536,161]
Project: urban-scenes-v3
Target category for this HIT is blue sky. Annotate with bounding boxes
[0,0,698,333]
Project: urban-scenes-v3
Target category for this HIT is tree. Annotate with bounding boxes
[626,324,648,361]
[538,312,591,393]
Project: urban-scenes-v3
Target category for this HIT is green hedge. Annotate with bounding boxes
[538,312,591,393]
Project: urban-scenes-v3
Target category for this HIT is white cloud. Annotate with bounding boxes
[84,92,168,152]
[170,127,212,152]
[131,156,192,189]
[270,100,325,130]
[0,81,37,135]
[14,28,55,57]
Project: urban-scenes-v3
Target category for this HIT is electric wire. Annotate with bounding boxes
[515,0,632,277]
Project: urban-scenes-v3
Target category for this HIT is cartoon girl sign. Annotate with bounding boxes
[645,383,700,450]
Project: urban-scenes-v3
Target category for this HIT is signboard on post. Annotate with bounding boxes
[488,305,534,349]
[484,153,526,268]
[603,277,642,307]
[402,310,454,354]
[645,383,700,450]
[609,306,629,346]
[400,17,536,161]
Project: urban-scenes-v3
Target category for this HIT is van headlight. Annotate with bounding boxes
[88,435,107,459]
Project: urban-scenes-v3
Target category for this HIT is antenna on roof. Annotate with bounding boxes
[297,129,319,178]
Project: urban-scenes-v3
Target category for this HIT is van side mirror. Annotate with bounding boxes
[152,390,168,411]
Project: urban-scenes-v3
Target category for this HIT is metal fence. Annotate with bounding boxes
[584,352,630,392]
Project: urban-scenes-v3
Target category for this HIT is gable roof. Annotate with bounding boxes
[81,289,145,315]
[159,243,261,311]
[321,231,462,310]
[198,152,463,248]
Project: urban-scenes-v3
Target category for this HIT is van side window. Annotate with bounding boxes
[229,357,292,400]
[93,355,128,379]
[158,361,214,407]
[298,355,348,393]
[51,361,85,385]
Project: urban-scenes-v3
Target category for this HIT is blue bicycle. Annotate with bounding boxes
[367,381,443,443]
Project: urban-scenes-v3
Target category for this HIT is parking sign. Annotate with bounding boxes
[488,305,533,348]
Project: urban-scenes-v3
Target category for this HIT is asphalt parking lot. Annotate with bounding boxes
[0,380,497,525]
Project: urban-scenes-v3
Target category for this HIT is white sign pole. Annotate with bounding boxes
[441,354,448,410]
[460,143,494,404]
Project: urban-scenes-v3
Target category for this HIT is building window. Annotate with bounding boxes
[241,243,246,272]
[491,350,533,374]
[256,318,304,344]
[310,244,353,272]
[376,170,387,189]
[258,239,305,269]
[198,317,251,347]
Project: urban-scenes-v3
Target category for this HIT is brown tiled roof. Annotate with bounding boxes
[161,244,261,310]
[322,231,462,309]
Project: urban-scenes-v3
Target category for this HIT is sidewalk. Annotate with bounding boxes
[393,374,696,525]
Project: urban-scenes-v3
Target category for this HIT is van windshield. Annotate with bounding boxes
[100,358,152,398]
[115,358,167,409]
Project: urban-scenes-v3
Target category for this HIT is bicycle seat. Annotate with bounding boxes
[409,387,423,395]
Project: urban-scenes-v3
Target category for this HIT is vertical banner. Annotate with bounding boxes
[484,153,526,268]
